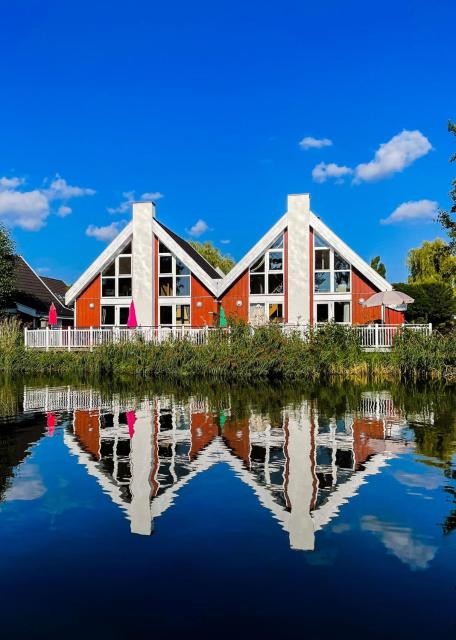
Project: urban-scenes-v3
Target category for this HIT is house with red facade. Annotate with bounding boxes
[65,194,403,328]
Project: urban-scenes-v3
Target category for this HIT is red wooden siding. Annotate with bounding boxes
[73,410,100,459]
[191,276,218,326]
[76,275,100,327]
[309,227,314,324]
[352,268,403,324]
[220,271,249,323]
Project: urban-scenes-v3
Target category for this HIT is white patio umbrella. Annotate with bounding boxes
[364,290,414,324]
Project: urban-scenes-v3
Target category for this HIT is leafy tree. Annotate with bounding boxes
[189,240,235,274]
[370,255,386,278]
[392,281,456,329]
[407,238,456,289]
[0,225,16,311]
[437,120,456,253]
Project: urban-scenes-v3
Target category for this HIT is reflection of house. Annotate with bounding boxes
[65,195,404,329]
[8,256,73,327]
[52,392,410,550]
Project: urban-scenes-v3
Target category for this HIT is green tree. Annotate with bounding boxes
[407,238,456,289]
[189,240,235,274]
[0,225,16,311]
[370,255,386,278]
[392,281,456,329]
[437,120,456,253]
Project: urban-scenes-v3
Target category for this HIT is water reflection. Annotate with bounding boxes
[20,386,421,550]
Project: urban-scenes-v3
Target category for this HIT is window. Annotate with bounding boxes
[159,244,191,297]
[268,303,283,321]
[249,234,284,295]
[119,307,129,325]
[314,235,351,293]
[249,303,284,323]
[334,301,350,323]
[176,304,190,325]
[101,251,132,298]
[160,305,173,325]
[316,303,329,323]
[101,305,115,325]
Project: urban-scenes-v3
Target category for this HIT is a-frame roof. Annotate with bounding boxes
[15,256,74,319]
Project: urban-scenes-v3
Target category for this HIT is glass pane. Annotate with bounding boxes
[102,262,115,277]
[102,278,115,297]
[314,272,330,293]
[176,259,190,276]
[335,301,350,323]
[314,234,328,248]
[269,251,283,271]
[122,241,132,255]
[250,274,265,294]
[119,307,129,325]
[334,252,350,271]
[270,235,284,249]
[118,278,132,297]
[334,271,350,292]
[159,277,173,296]
[176,304,190,325]
[159,255,172,274]
[159,242,170,254]
[268,273,283,294]
[250,255,265,273]
[101,305,115,325]
[118,256,131,275]
[316,304,329,323]
[315,249,330,270]
[176,276,190,296]
[268,303,283,321]
[159,306,173,325]
[249,303,264,319]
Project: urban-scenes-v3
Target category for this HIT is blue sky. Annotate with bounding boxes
[1,0,454,283]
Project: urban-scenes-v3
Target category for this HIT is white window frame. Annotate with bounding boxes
[314,235,351,295]
[100,304,131,326]
[158,244,191,298]
[158,302,191,326]
[314,300,352,324]
[101,253,132,298]
[249,234,284,296]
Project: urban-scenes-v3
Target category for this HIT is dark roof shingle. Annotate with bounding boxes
[14,257,73,318]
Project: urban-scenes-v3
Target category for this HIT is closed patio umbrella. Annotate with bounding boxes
[127,301,138,328]
[126,410,136,438]
[219,306,227,328]
[364,290,414,324]
[48,303,57,326]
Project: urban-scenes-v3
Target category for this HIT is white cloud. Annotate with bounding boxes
[0,176,25,190]
[354,130,432,183]
[57,204,72,217]
[86,221,126,242]
[361,515,437,571]
[140,191,164,201]
[312,162,353,184]
[36,266,51,274]
[187,219,209,237]
[299,136,333,150]
[5,465,46,501]
[220,239,231,245]
[107,190,135,215]
[381,199,438,225]
[44,174,96,200]
[0,189,50,230]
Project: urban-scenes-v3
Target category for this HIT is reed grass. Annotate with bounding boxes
[0,320,454,382]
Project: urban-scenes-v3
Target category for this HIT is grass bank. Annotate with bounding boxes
[0,319,455,382]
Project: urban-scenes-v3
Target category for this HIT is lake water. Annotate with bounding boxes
[0,380,454,639]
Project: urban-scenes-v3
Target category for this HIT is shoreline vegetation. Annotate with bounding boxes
[0,319,455,383]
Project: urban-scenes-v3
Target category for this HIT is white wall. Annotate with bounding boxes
[132,202,155,326]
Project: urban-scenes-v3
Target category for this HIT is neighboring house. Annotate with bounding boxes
[11,256,74,327]
[66,194,404,328]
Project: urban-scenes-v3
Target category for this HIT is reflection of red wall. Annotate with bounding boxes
[220,272,249,323]
[190,413,219,459]
[352,268,404,324]
[191,277,218,327]
[74,410,100,459]
[352,417,385,468]
[76,276,100,327]
[223,418,250,464]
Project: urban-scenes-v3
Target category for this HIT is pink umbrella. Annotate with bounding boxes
[127,301,137,328]
[126,410,136,438]
[48,302,57,326]
[47,412,56,437]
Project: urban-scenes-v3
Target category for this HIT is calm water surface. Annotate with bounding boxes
[0,381,455,639]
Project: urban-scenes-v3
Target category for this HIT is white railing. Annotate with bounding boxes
[24,323,432,351]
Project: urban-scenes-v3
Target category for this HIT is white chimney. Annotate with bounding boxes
[287,194,310,324]
[132,201,155,327]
